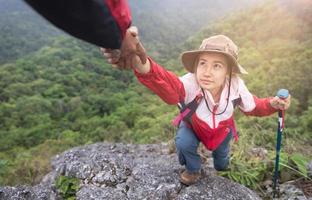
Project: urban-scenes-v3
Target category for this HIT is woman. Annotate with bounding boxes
[101,28,291,186]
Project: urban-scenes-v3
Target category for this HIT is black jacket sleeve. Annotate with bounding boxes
[24,0,132,49]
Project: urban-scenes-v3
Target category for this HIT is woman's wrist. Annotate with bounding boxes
[133,55,151,74]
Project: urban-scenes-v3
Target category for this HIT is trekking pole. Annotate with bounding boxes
[272,89,289,198]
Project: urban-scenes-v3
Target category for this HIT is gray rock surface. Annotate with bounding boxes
[0,142,261,200]
[307,161,312,178]
[270,183,309,200]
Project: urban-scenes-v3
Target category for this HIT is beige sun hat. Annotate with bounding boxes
[181,35,248,74]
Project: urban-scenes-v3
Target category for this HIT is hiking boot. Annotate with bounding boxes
[179,169,201,185]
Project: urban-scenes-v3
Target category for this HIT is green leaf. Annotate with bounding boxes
[278,152,289,171]
[290,153,308,177]
[55,175,80,199]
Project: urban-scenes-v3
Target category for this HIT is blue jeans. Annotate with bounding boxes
[175,121,232,172]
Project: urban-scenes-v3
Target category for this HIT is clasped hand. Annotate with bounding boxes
[100,26,147,70]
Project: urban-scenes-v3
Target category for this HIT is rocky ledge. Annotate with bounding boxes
[0,143,261,200]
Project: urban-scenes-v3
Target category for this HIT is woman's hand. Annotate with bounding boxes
[270,95,291,110]
[100,26,148,71]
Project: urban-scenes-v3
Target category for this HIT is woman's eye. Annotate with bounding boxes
[214,63,223,69]
[199,61,206,65]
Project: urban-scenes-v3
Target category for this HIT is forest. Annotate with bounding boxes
[0,0,311,196]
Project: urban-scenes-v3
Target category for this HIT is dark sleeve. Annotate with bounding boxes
[24,0,131,49]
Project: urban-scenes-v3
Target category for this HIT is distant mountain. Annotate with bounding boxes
[129,0,263,59]
[0,0,61,64]
[0,0,262,63]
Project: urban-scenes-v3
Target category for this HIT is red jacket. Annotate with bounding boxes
[134,57,277,150]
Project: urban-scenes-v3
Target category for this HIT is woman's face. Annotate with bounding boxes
[195,52,229,94]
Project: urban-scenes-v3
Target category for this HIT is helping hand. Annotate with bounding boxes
[100,26,146,70]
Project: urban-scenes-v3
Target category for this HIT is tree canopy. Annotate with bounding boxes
[0,0,311,187]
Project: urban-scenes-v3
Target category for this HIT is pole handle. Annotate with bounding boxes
[277,89,289,99]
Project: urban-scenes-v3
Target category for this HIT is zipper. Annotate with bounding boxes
[212,105,218,129]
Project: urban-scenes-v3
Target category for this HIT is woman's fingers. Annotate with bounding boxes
[100,26,146,70]
[136,42,147,64]
[270,96,279,107]
[128,26,138,37]
[270,95,292,110]
[271,95,291,110]
[283,95,291,110]
[280,95,291,110]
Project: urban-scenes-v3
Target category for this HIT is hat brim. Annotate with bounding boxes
[181,50,248,74]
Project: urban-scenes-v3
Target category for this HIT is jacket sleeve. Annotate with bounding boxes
[237,78,277,116]
[24,0,131,49]
[243,96,278,116]
[133,57,186,105]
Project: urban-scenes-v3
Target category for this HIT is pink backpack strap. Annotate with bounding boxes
[172,93,203,127]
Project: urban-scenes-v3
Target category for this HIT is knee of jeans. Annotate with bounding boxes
[175,136,195,153]
[175,137,187,152]
[214,157,229,171]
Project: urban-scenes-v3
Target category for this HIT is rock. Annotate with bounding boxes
[0,185,58,200]
[264,181,311,200]
[307,160,312,178]
[249,147,268,160]
[0,142,261,200]
[277,183,308,200]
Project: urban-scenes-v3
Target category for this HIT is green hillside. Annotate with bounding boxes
[0,1,311,196]
[0,0,62,64]
[0,36,177,185]
[129,0,262,60]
